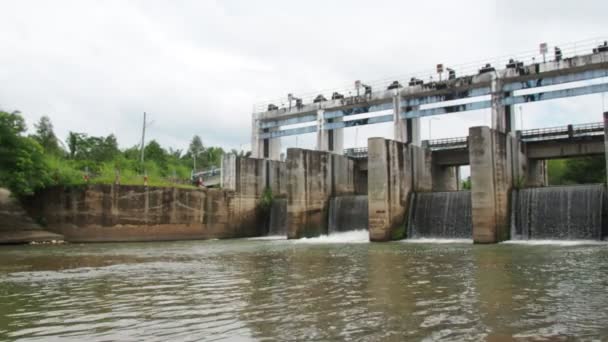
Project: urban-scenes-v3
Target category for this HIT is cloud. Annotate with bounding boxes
[0,0,607,153]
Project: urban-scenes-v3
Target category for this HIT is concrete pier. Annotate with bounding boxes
[432,165,460,191]
[221,154,287,197]
[394,94,422,145]
[367,138,409,241]
[367,138,435,241]
[251,115,282,160]
[468,126,513,243]
[526,159,548,187]
[317,110,344,154]
[605,111,608,184]
[285,149,356,238]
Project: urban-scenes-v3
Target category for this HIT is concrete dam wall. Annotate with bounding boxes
[267,198,287,236]
[24,185,266,242]
[0,188,64,244]
[407,191,472,239]
[328,195,369,233]
[19,149,364,243]
[16,130,607,244]
[511,184,607,240]
[285,148,361,238]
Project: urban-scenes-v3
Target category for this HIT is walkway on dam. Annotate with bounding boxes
[345,121,606,166]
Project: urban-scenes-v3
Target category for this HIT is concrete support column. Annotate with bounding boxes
[286,149,354,239]
[394,95,421,146]
[527,159,548,187]
[411,144,433,192]
[604,112,608,184]
[469,126,512,243]
[511,132,526,186]
[220,154,237,190]
[367,138,412,241]
[490,76,514,133]
[316,109,344,154]
[432,165,460,191]
[251,114,281,160]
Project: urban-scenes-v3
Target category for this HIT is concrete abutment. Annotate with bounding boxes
[285,148,357,239]
[468,126,514,243]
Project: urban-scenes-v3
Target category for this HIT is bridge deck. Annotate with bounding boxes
[255,38,608,140]
[342,122,605,164]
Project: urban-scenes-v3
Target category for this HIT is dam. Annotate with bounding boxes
[242,39,608,243]
[11,39,608,244]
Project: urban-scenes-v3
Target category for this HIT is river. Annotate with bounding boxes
[1,231,608,341]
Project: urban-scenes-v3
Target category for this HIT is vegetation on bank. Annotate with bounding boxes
[547,157,606,185]
[459,157,606,189]
[0,110,239,197]
[2,110,605,197]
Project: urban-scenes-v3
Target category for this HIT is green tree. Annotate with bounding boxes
[89,134,119,163]
[144,140,168,172]
[66,131,85,159]
[547,159,567,185]
[230,149,251,158]
[461,177,471,190]
[548,156,606,185]
[202,146,224,168]
[563,156,605,184]
[123,145,141,161]
[65,132,119,162]
[168,148,182,159]
[0,111,51,195]
[186,135,204,171]
[32,116,61,155]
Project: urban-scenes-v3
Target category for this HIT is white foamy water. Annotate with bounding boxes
[401,238,473,244]
[293,230,369,244]
[502,240,608,246]
[246,235,287,241]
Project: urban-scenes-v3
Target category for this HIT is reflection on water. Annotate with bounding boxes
[1,239,608,341]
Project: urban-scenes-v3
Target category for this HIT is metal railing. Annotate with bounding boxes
[341,122,604,157]
[427,137,468,150]
[192,167,221,180]
[342,136,470,158]
[344,147,368,159]
[254,37,608,113]
[520,122,604,142]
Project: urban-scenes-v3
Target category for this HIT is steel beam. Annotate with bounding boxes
[401,100,493,119]
[324,102,394,119]
[260,114,317,129]
[324,114,394,130]
[259,125,317,139]
[503,82,608,106]
[504,69,608,92]
[323,87,492,120]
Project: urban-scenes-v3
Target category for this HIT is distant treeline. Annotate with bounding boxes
[0,110,248,196]
[460,157,605,190]
[547,157,606,185]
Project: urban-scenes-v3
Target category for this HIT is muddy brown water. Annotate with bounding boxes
[1,233,608,341]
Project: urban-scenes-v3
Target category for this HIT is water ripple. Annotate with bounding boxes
[1,240,607,340]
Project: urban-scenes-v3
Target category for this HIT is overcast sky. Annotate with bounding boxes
[1,0,607,153]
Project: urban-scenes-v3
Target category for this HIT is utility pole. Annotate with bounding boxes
[139,112,154,175]
[140,112,147,165]
[193,151,197,172]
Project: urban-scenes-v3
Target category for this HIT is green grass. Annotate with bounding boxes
[44,155,197,190]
